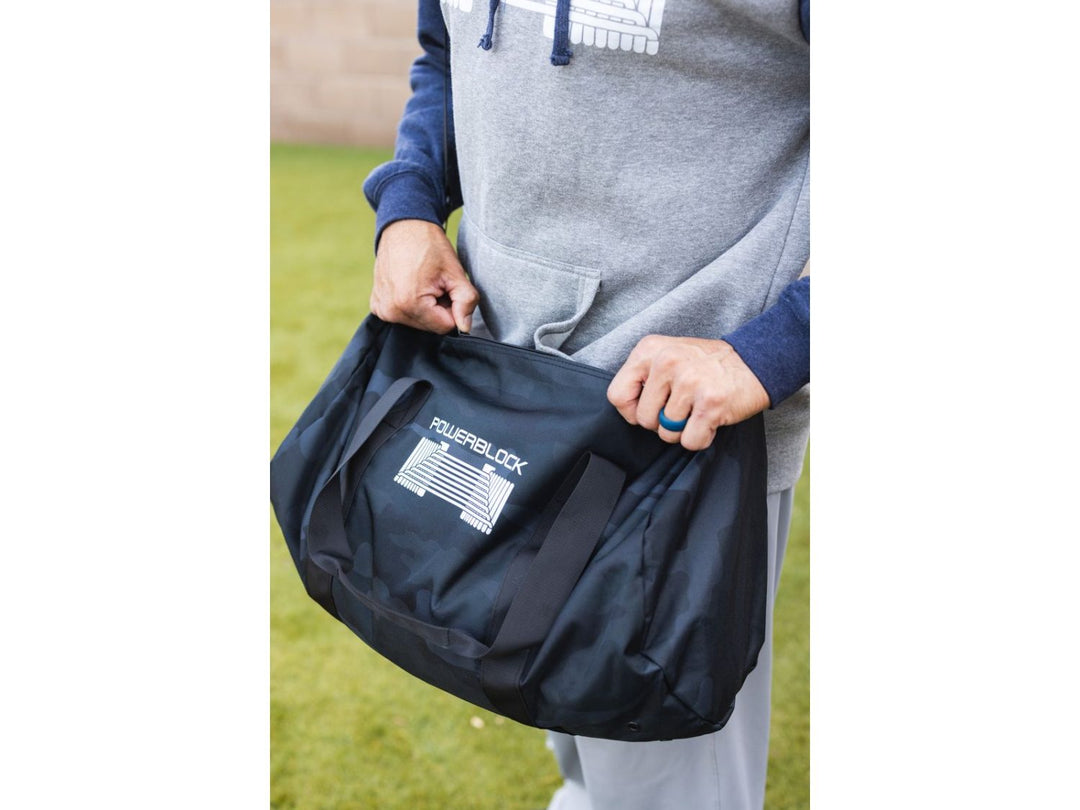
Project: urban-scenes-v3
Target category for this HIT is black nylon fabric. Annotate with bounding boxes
[270,315,769,741]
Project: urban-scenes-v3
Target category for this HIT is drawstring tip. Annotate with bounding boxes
[480,0,501,52]
[550,48,572,66]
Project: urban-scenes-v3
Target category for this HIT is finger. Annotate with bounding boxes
[608,336,670,424]
[636,372,673,432]
[410,294,457,334]
[679,410,717,452]
[654,382,694,443]
[447,278,480,333]
[607,362,648,425]
[371,289,408,327]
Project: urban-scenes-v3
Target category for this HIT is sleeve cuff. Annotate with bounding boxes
[723,277,810,408]
[369,170,446,252]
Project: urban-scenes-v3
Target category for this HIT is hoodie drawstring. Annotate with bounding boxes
[478,0,574,66]
[550,0,573,65]
[478,0,500,50]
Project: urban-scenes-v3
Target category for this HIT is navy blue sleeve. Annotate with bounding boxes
[362,0,462,251]
[800,0,809,42]
[723,276,810,408]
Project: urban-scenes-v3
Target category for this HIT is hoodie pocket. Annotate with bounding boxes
[458,213,602,357]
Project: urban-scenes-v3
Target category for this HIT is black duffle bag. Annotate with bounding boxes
[270,315,769,741]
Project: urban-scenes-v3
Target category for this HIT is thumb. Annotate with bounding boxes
[447,277,480,334]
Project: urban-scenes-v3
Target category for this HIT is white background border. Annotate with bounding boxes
[2,1,1079,806]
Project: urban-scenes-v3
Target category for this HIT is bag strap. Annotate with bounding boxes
[305,377,494,658]
[304,377,429,612]
[479,451,625,724]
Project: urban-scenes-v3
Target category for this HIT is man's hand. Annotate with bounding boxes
[370,219,480,334]
[607,335,771,451]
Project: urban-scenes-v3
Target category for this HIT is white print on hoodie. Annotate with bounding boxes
[442,0,667,55]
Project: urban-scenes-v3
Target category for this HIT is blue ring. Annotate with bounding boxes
[658,407,688,432]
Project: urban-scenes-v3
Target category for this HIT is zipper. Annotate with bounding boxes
[440,328,615,382]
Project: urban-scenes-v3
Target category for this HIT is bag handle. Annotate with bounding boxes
[304,378,492,657]
[480,451,625,723]
[307,377,430,568]
[302,376,626,720]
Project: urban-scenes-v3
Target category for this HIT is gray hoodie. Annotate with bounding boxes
[443,0,809,492]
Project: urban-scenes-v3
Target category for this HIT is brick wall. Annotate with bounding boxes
[271,0,421,146]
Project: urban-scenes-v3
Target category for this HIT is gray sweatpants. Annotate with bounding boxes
[545,488,795,810]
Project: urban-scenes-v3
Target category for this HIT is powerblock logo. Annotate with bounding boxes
[428,417,528,476]
[394,438,516,534]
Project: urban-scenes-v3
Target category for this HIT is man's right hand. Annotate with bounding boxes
[370,219,480,334]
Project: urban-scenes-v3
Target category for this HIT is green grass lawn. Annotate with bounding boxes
[270,142,809,809]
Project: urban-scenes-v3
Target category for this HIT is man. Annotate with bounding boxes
[363,0,809,807]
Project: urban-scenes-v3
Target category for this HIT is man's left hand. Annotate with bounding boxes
[607,335,770,451]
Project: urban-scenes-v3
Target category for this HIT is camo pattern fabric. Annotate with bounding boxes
[270,315,768,741]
